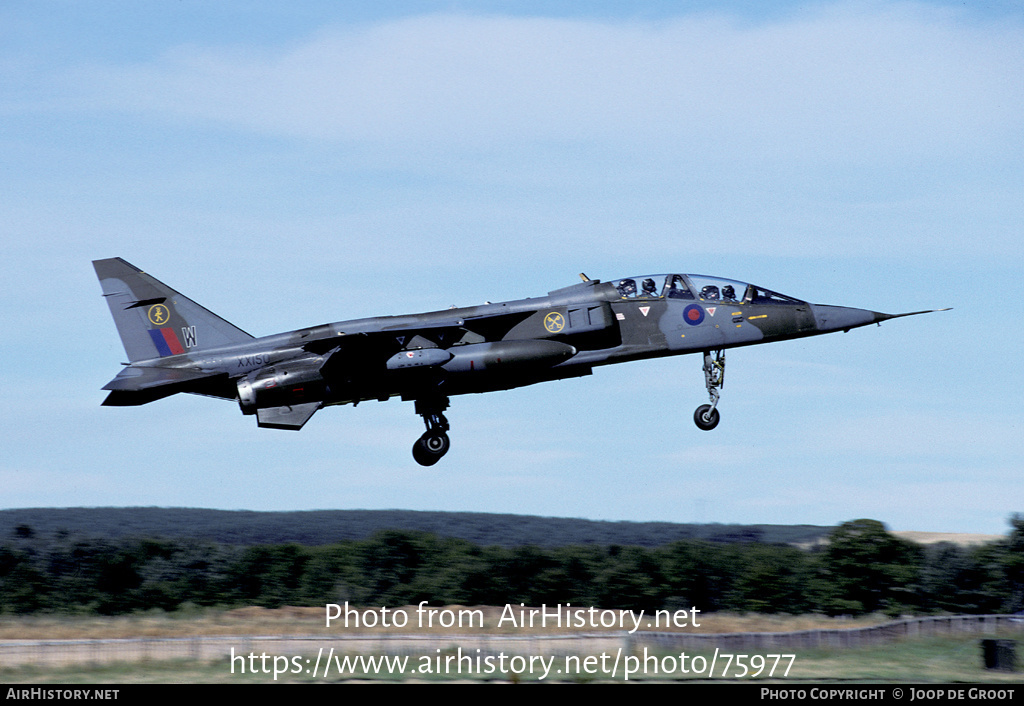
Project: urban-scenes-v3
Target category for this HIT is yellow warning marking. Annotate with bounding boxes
[748,314,767,320]
[147,304,170,326]
[543,311,566,334]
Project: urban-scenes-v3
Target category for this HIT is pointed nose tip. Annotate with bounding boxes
[810,304,883,332]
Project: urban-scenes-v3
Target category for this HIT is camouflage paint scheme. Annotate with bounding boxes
[93,259,945,465]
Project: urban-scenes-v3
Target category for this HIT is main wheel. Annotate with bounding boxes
[693,404,720,431]
[412,431,450,466]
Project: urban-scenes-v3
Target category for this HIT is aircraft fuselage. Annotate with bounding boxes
[94,260,941,464]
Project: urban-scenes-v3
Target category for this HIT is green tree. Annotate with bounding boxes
[1004,514,1024,612]
[732,544,813,614]
[229,544,310,608]
[817,519,922,615]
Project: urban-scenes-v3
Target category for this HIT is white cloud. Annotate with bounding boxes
[63,6,1023,161]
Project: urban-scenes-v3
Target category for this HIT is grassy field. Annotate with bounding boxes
[1,608,1021,683]
[2,636,1021,683]
[0,605,890,639]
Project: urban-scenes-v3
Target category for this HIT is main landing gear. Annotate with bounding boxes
[412,397,451,466]
[694,349,725,431]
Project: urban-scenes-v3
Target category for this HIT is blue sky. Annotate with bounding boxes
[2,1,1021,534]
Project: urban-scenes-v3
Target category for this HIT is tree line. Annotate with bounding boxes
[0,508,830,547]
[1,518,1021,617]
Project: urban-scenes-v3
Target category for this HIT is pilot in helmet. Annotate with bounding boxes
[700,285,720,300]
[617,279,637,297]
[722,285,736,301]
[642,278,658,297]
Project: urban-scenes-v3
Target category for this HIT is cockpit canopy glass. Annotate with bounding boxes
[612,274,805,305]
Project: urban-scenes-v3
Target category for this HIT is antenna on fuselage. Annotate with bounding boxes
[579,273,591,283]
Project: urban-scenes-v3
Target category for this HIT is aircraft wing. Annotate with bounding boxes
[303,310,535,355]
[382,310,535,339]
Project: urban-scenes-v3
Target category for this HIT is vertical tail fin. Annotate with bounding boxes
[93,258,253,363]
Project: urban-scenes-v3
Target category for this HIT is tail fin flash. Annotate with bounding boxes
[93,258,253,362]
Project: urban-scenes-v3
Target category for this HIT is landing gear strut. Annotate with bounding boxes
[412,396,451,466]
[694,349,724,431]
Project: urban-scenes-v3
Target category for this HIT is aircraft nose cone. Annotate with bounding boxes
[810,304,882,332]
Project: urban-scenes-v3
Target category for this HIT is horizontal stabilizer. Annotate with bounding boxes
[100,366,227,406]
[102,365,216,392]
[256,402,322,430]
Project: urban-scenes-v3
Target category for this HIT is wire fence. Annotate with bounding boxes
[634,614,1024,651]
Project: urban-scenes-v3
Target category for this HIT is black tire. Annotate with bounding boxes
[412,432,450,466]
[693,404,720,431]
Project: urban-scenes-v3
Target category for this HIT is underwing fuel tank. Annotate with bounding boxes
[386,347,454,370]
[442,340,577,373]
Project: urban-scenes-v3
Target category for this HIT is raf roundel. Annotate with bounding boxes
[683,304,705,326]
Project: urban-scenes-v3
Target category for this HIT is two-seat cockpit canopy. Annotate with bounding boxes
[613,274,806,306]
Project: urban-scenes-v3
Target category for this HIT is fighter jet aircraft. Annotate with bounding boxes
[93,258,946,465]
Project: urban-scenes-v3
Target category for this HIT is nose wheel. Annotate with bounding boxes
[694,404,720,430]
[694,350,724,431]
[413,429,450,466]
[412,396,451,466]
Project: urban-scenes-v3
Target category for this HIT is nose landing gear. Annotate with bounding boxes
[694,349,724,431]
[412,397,451,466]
